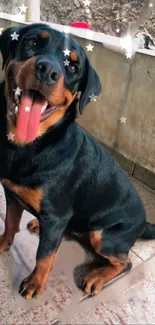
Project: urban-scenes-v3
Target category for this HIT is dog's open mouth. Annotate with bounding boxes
[8,86,65,142]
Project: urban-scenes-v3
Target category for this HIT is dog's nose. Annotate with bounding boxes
[35,58,61,85]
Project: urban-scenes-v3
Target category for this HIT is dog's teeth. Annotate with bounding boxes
[41,103,48,113]
[14,88,22,102]
[15,106,19,114]
[14,93,20,101]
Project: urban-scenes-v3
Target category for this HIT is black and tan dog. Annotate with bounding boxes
[0,23,155,300]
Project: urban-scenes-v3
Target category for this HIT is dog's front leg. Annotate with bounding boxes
[19,213,69,300]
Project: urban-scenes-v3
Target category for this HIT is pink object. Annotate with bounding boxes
[16,93,47,142]
[71,22,90,29]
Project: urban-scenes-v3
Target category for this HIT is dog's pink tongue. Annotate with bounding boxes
[16,93,46,142]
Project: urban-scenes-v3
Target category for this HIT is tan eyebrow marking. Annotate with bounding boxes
[40,31,49,39]
[70,51,79,62]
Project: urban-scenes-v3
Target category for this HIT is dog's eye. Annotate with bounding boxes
[28,39,37,48]
[23,38,38,58]
[68,65,77,73]
[24,38,37,49]
[30,39,37,47]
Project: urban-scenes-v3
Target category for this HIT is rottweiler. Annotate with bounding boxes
[0,23,155,300]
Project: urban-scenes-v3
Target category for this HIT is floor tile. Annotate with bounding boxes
[132,239,155,261]
[129,249,143,266]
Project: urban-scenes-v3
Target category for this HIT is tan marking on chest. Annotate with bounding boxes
[1,179,43,212]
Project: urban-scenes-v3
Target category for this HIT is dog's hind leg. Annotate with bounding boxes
[82,230,132,296]
[0,200,23,253]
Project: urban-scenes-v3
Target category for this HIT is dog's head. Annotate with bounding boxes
[0,23,101,144]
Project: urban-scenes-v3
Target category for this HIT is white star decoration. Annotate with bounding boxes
[10,32,19,41]
[64,59,70,66]
[7,132,15,141]
[0,28,4,35]
[25,106,30,112]
[27,49,35,57]
[83,0,91,6]
[63,49,71,56]
[120,34,136,59]
[116,28,120,33]
[86,44,94,52]
[19,4,28,13]
[119,116,127,123]
[89,93,98,102]
[149,2,153,8]
[14,87,22,96]
[126,52,132,59]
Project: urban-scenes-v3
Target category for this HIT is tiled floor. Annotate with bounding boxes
[0,177,155,324]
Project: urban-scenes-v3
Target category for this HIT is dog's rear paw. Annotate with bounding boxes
[27,218,40,235]
[81,267,106,296]
[0,235,10,253]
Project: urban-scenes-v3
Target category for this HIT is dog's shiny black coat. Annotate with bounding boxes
[0,24,154,264]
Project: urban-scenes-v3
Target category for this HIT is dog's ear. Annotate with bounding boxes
[78,54,102,114]
[0,26,23,69]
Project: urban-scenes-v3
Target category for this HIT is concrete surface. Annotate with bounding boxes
[75,37,155,173]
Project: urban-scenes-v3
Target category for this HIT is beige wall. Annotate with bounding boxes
[0,20,155,173]
[74,36,155,174]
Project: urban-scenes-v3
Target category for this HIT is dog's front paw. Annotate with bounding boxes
[0,235,10,253]
[19,271,46,299]
[27,218,40,235]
